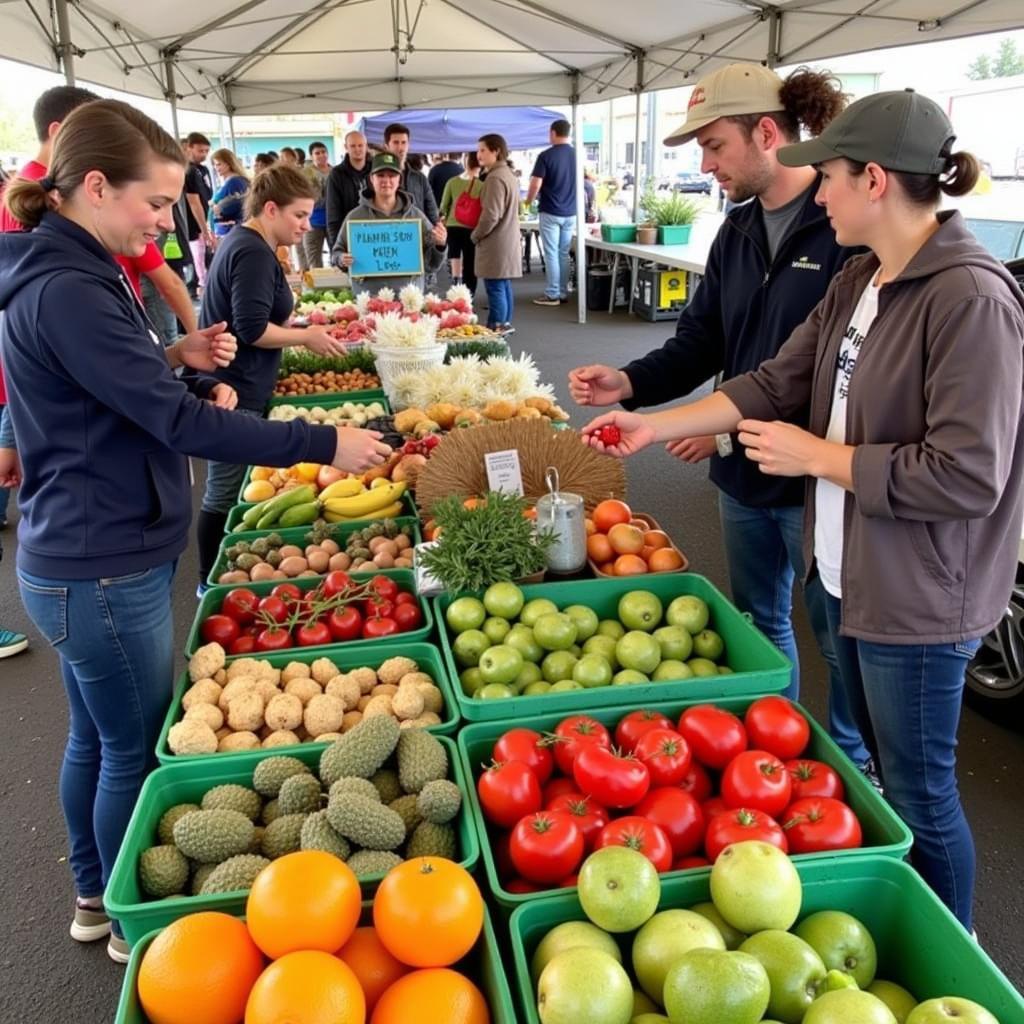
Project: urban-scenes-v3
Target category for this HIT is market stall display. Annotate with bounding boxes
[585,499,689,576]
[227,480,412,532]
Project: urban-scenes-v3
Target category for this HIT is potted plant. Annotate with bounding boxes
[636,179,661,245]
[652,191,702,245]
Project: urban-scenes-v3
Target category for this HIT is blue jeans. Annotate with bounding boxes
[17,562,176,899]
[539,213,576,299]
[719,492,870,767]
[201,407,264,514]
[483,278,514,328]
[824,593,980,928]
[140,276,179,347]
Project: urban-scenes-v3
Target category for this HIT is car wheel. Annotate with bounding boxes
[965,582,1024,705]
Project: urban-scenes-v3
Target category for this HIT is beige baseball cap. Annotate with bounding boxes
[664,63,785,147]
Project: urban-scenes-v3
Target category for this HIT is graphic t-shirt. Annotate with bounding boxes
[814,274,881,598]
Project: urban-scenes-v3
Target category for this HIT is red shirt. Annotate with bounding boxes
[115,242,166,300]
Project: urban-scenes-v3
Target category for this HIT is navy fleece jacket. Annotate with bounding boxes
[0,213,337,579]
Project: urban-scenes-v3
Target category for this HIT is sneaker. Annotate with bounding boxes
[0,629,28,659]
[70,899,111,943]
[532,296,561,306]
[107,933,131,964]
[498,323,516,336]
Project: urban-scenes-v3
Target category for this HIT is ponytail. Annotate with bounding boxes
[939,150,980,198]
[728,66,847,143]
[4,177,56,231]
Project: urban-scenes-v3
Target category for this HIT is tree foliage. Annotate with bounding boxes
[967,38,1024,80]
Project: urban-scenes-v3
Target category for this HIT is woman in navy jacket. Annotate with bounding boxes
[0,99,390,961]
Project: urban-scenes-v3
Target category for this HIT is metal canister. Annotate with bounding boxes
[534,468,587,574]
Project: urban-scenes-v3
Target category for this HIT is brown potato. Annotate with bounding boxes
[249,562,277,582]
[279,545,304,560]
[217,570,250,585]
[307,549,331,573]
[320,539,340,555]
[279,555,309,577]
[328,552,352,572]
[372,551,395,569]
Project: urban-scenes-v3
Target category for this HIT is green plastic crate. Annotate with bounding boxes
[509,856,1024,1024]
[434,573,791,721]
[106,734,477,947]
[658,223,693,245]
[207,517,422,587]
[225,488,419,533]
[600,223,638,242]
[186,567,431,658]
[267,386,388,410]
[115,901,515,1024]
[457,695,912,912]
[156,641,459,765]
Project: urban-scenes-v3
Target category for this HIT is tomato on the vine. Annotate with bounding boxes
[704,807,788,862]
[721,750,793,817]
[228,635,257,655]
[321,571,353,598]
[394,591,417,608]
[680,761,715,804]
[255,625,293,651]
[744,696,811,761]
[677,705,748,770]
[296,619,332,647]
[220,588,259,626]
[257,595,289,625]
[545,793,609,851]
[614,709,675,753]
[595,816,673,872]
[393,603,423,632]
[271,582,302,604]
[572,746,650,809]
[362,616,399,639]
[365,597,394,620]
[509,810,585,885]
[782,797,862,854]
[477,760,542,828]
[551,716,611,777]
[634,787,705,858]
[633,728,692,786]
[493,728,553,785]
[369,574,400,603]
[327,606,362,642]
[785,759,846,802]
[201,613,240,647]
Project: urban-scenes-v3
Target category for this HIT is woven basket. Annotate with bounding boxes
[372,342,448,406]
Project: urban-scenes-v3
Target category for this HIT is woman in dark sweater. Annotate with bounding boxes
[196,165,359,585]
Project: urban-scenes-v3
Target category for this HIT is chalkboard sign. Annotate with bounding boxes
[346,218,424,278]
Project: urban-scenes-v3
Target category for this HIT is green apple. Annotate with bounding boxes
[618,590,663,632]
[578,847,660,933]
[663,948,770,1024]
[530,920,622,982]
[710,840,802,934]
[651,659,693,682]
[821,969,858,993]
[584,634,620,668]
[534,612,579,651]
[613,669,649,685]
[459,667,484,697]
[632,909,725,1005]
[482,616,511,645]
[803,990,896,1024]
[569,643,583,659]
[666,595,709,633]
[794,911,877,989]
[506,624,543,663]
[688,901,747,950]
[574,654,613,688]
[564,604,600,642]
[446,595,486,632]
[512,661,543,692]
[868,980,918,1023]
[687,657,719,677]
[478,644,524,686]
[692,629,725,662]
[653,625,693,662]
[483,581,524,620]
[597,619,626,640]
[550,680,584,692]
[739,930,826,1024]
[476,683,515,699]
[616,631,662,675]
[521,597,559,627]
[906,998,999,1024]
[537,947,633,1024]
[523,680,553,696]
[452,628,489,668]
[543,650,579,684]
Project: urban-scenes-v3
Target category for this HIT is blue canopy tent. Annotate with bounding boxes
[358,106,564,152]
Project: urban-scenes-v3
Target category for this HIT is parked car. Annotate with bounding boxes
[669,171,712,194]
[965,215,1024,262]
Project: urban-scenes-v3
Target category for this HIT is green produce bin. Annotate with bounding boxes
[457,695,912,912]
[658,223,693,245]
[106,735,477,947]
[207,517,421,587]
[156,641,458,765]
[509,856,1024,1024]
[435,573,791,722]
[267,386,387,410]
[186,567,431,658]
[600,223,638,243]
[114,901,515,1024]
[225,488,419,533]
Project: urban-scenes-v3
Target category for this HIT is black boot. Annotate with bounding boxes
[196,508,229,588]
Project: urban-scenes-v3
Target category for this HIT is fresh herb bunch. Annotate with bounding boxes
[444,339,510,363]
[419,491,557,593]
[278,347,378,377]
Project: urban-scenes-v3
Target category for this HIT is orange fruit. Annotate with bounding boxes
[613,554,649,576]
[247,851,361,960]
[371,968,489,1024]
[644,530,672,550]
[649,547,685,572]
[584,518,597,536]
[586,533,614,564]
[640,545,656,561]
[245,950,364,1024]
[373,858,483,968]
[608,523,645,556]
[337,926,410,1013]
[463,497,484,510]
[597,561,615,576]
[138,912,264,1024]
[592,499,632,534]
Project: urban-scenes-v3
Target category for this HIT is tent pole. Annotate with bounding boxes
[572,81,587,325]
[631,54,644,222]
[54,0,76,85]
[163,56,180,141]
[606,98,614,178]
[225,86,237,148]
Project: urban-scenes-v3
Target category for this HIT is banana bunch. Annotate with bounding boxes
[320,479,408,523]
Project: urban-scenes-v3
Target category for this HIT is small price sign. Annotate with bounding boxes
[346,219,424,278]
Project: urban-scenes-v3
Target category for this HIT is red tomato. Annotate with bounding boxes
[296,619,332,647]
[677,705,748,770]
[200,613,240,647]
[220,588,259,625]
[633,728,692,786]
[493,728,554,785]
[545,793,609,850]
[551,716,611,777]
[680,762,715,804]
[369,574,400,603]
[271,582,302,604]
[257,595,289,624]
[744,696,811,761]
[393,602,423,632]
[785,759,846,802]
[321,571,353,598]
[229,635,257,655]
[365,597,394,620]
[509,810,585,885]
[572,746,650,809]
[721,750,793,817]
[477,761,542,828]
[362,616,399,639]
[255,625,293,651]
[704,807,788,862]
[395,591,417,608]
[635,787,705,858]
[614,709,675,753]
[595,816,673,872]
[542,777,580,805]
[505,878,541,894]
[673,855,711,871]
[327,606,362,642]
[782,797,862,854]
[702,796,729,821]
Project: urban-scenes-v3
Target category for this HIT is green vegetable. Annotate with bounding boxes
[278,346,375,378]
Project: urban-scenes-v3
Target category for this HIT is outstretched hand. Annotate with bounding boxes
[580,411,655,458]
[178,322,238,372]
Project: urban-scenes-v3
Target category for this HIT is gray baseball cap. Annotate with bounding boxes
[778,89,955,174]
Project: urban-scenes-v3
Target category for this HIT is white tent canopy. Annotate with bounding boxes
[4,1,1024,119]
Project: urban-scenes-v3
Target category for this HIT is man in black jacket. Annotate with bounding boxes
[569,63,871,771]
[325,130,371,249]
[384,122,440,225]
